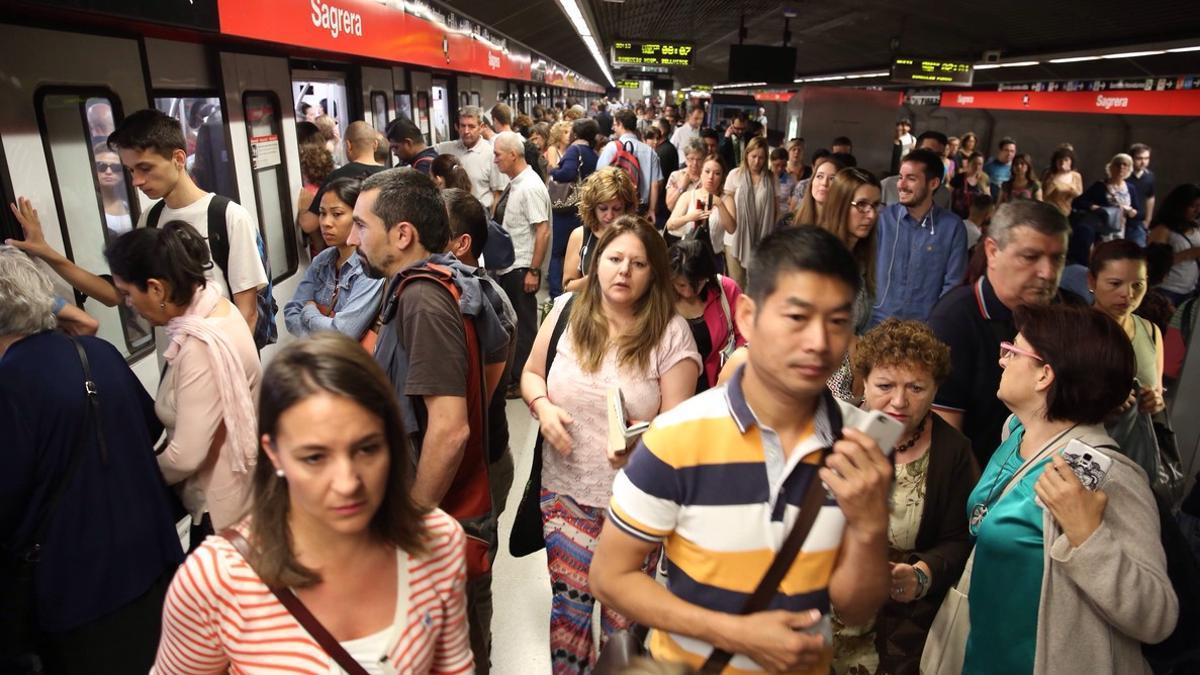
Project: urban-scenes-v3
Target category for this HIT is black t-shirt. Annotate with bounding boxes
[929,275,1085,466]
[1129,169,1156,219]
[308,161,387,214]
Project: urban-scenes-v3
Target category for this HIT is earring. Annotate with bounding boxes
[275,468,285,478]
[159,302,166,309]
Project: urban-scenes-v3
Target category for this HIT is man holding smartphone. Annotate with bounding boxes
[590,227,893,673]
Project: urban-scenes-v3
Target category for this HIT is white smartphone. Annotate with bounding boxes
[1060,439,1113,491]
[853,410,906,457]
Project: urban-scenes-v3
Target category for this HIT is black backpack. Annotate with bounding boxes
[147,195,279,350]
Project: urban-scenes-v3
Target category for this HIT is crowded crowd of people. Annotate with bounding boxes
[1,92,1198,675]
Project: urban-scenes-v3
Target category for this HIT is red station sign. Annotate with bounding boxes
[939,89,1200,117]
[216,0,602,91]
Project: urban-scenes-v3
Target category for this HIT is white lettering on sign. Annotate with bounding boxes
[1096,94,1129,110]
[488,52,501,69]
[311,0,363,39]
[956,94,975,104]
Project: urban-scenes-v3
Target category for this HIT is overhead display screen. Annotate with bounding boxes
[611,40,694,67]
[891,58,974,87]
[615,79,643,89]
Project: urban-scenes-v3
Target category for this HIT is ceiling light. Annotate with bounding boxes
[1102,50,1165,59]
[713,81,767,90]
[974,60,1039,70]
[1048,55,1102,63]
[556,0,614,87]
[1167,46,1200,53]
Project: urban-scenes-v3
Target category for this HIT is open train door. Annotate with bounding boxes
[0,24,158,385]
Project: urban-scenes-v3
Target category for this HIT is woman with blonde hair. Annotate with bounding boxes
[818,167,882,401]
[793,154,846,227]
[562,167,637,293]
[724,135,777,288]
[546,120,572,171]
[522,216,700,672]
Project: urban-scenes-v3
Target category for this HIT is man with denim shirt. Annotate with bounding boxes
[868,149,967,328]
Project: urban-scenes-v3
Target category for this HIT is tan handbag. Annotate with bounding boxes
[919,550,975,675]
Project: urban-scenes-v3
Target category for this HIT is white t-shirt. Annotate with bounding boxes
[136,193,268,299]
[671,123,698,152]
[497,166,551,274]
[435,138,509,209]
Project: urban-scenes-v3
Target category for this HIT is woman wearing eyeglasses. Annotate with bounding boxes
[819,167,881,402]
[958,304,1176,675]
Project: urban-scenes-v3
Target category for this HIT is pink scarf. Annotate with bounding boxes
[164,285,257,475]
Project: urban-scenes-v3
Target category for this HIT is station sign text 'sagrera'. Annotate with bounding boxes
[891,58,974,87]
[611,40,694,67]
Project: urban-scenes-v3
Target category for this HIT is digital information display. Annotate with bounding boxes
[616,79,644,89]
[891,58,974,87]
[611,40,694,67]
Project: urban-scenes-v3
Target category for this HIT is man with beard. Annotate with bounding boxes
[929,200,1080,466]
[868,148,967,328]
[349,168,512,674]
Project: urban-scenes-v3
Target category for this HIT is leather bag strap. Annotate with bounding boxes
[220,529,372,675]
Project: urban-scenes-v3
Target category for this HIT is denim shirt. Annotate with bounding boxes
[284,246,384,339]
[869,203,968,328]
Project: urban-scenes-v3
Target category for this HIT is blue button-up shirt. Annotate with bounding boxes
[869,203,968,328]
[596,133,663,207]
[284,246,385,339]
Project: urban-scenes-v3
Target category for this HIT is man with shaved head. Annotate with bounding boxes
[303,120,386,234]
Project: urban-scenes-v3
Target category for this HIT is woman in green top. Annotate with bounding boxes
[962,304,1177,675]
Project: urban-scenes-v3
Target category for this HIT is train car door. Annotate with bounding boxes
[0,24,157,385]
[221,51,302,359]
[361,66,393,134]
[430,77,452,145]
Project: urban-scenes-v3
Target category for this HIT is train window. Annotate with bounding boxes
[396,92,413,122]
[431,81,450,145]
[470,91,481,107]
[370,91,388,133]
[154,96,237,201]
[244,92,297,282]
[34,89,152,359]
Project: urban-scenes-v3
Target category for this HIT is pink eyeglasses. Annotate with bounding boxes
[999,341,1043,362]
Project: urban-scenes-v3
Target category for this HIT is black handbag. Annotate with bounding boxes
[509,296,575,558]
[1,338,106,674]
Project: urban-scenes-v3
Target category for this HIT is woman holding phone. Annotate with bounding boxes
[958,304,1176,675]
[665,155,735,266]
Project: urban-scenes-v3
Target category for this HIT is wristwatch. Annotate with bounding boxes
[912,565,929,599]
[526,268,541,278]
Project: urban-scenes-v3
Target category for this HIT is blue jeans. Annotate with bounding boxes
[548,210,580,297]
[1125,220,1148,246]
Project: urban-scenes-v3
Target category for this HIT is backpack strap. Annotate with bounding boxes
[145,200,166,229]
[206,195,233,297]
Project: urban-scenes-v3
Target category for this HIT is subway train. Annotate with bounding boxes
[0,2,602,391]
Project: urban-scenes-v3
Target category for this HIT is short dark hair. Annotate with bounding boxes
[295,121,323,147]
[812,148,832,163]
[688,104,704,116]
[656,117,673,137]
[832,136,852,148]
[700,128,720,141]
[1088,239,1145,277]
[769,147,788,162]
[916,130,948,148]
[442,187,488,258]
[1145,243,1174,286]
[385,115,423,144]
[668,238,718,294]
[730,111,746,122]
[746,225,861,303]
[490,103,512,127]
[902,148,945,183]
[644,127,661,141]
[104,221,211,306]
[829,152,858,168]
[320,177,362,211]
[1129,142,1151,157]
[998,137,1016,150]
[571,118,600,149]
[107,108,185,159]
[614,109,637,133]
[1015,304,1135,425]
[360,168,450,253]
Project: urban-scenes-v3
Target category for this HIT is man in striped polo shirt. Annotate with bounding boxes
[592,227,893,674]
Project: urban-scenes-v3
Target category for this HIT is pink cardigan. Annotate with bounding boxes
[698,275,746,387]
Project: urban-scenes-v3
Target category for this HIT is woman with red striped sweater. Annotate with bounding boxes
[152,333,473,675]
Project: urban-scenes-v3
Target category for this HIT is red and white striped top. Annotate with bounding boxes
[152,509,473,675]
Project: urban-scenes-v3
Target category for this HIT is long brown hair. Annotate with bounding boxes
[249,333,428,588]
[794,155,844,226]
[568,215,675,373]
[819,167,879,291]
